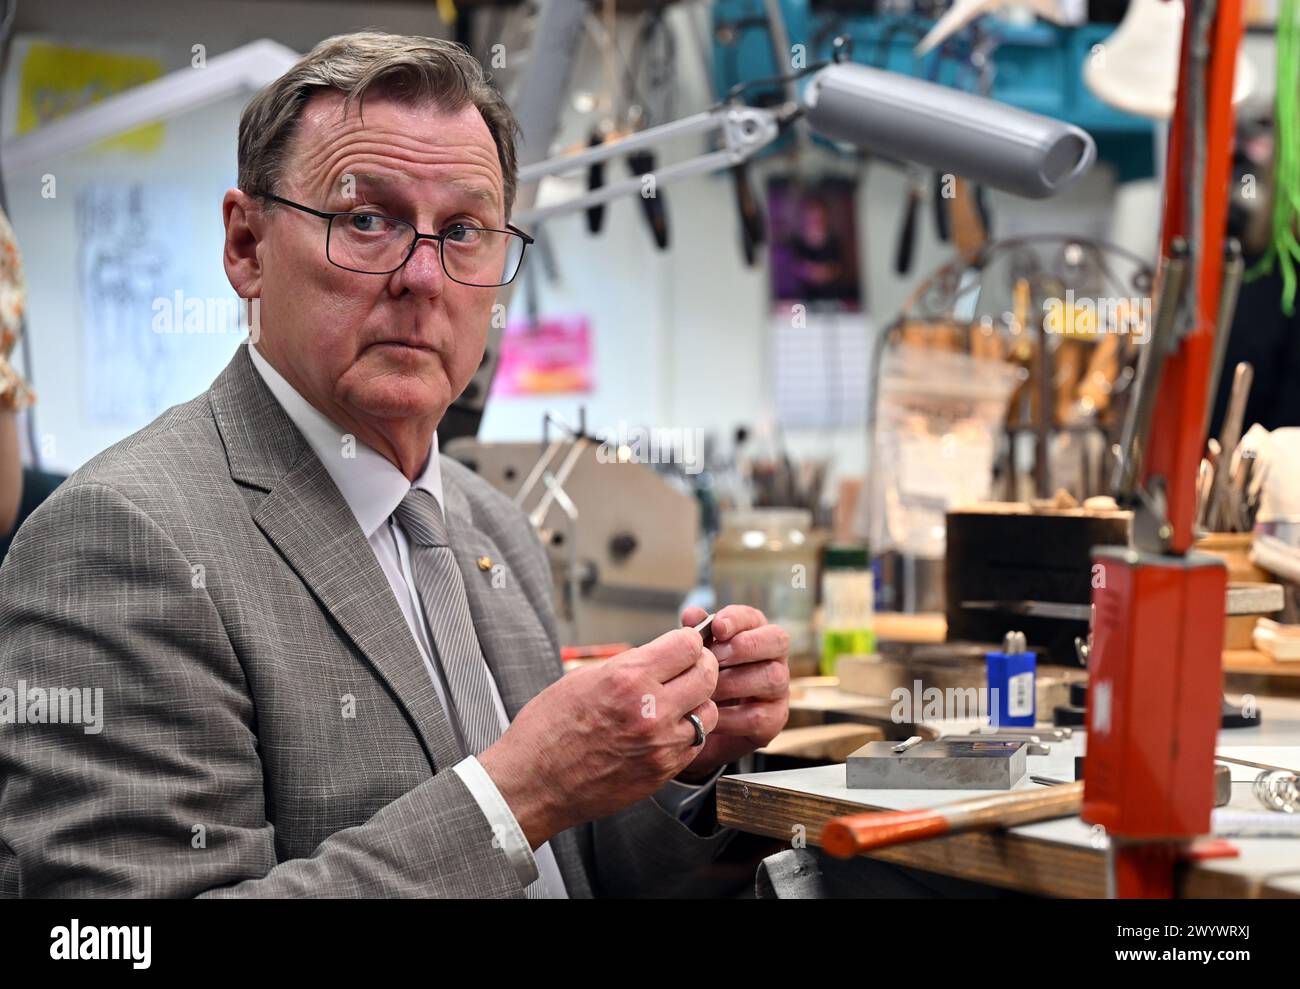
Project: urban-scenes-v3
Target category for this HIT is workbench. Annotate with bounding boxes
[717,696,1300,898]
[874,611,1300,680]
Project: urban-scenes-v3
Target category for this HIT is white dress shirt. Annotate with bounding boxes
[247,343,718,898]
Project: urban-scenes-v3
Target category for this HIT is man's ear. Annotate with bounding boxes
[223,188,265,300]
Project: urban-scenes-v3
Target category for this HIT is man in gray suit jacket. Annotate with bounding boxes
[0,32,791,898]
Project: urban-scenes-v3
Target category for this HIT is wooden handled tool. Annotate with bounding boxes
[950,176,987,258]
[821,780,1083,858]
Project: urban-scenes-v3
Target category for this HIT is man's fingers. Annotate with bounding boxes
[661,648,719,718]
[676,699,719,747]
[711,604,767,641]
[711,624,791,667]
[680,605,709,628]
[713,697,787,737]
[712,658,789,702]
[621,626,702,682]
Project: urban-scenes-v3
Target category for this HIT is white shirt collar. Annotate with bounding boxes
[246,342,444,539]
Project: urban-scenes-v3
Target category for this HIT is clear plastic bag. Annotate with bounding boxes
[868,344,1022,557]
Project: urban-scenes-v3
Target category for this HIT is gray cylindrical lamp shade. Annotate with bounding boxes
[802,61,1097,200]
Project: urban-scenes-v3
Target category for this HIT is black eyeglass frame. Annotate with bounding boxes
[261,192,534,286]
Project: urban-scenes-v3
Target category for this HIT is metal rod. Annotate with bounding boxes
[528,437,589,529]
[517,110,722,182]
[1202,238,1244,441]
[1216,753,1300,774]
[1112,239,1191,501]
[515,149,739,226]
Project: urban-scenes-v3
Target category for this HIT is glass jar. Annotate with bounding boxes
[712,508,818,656]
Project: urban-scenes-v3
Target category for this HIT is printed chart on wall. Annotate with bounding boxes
[766,176,868,430]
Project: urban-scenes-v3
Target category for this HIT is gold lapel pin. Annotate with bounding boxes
[477,556,493,571]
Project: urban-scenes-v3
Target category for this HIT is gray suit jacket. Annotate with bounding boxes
[0,344,740,898]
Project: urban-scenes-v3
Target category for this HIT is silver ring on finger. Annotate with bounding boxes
[686,712,706,747]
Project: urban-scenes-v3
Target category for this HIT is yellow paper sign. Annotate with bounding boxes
[17,41,164,153]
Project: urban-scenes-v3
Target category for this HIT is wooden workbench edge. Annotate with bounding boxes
[716,775,1294,899]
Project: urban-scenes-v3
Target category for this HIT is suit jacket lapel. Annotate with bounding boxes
[209,344,464,773]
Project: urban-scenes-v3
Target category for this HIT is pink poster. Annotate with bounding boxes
[493,315,594,396]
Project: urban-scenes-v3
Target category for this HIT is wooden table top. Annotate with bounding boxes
[718,698,1300,898]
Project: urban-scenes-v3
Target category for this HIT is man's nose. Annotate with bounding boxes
[390,237,445,298]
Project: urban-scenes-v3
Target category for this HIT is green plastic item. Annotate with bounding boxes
[819,544,875,676]
[1247,0,1300,314]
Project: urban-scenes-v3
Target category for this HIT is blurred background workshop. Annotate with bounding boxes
[0,0,1298,902]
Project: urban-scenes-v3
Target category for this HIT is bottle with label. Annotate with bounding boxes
[986,630,1036,727]
[820,544,875,676]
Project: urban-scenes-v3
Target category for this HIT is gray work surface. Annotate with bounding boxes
[720,695,1300,897]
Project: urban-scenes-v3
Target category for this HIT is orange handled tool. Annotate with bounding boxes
[821,781,1084,858]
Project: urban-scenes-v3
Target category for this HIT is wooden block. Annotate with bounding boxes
[1223,648,1300,677]
[873,612,947,644]
[1224,613,1258,651]
[758,723,884,761]
[1196,532,1270,584]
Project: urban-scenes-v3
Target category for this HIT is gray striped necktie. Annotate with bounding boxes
[394,489,548,898]
[394,489,503,756]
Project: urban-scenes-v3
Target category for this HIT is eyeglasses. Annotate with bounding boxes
[261,193,533,287]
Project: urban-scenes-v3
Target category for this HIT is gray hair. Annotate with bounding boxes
[237,31,520,216]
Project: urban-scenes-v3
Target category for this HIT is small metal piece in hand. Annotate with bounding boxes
[686,713,706,747]
[892,735,924,753]
[693,613,716,647]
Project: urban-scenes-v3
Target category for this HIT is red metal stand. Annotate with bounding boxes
[1080,0,1243,898]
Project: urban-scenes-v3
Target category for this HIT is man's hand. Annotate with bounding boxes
[478,625,719,848]
[675,605,790,784]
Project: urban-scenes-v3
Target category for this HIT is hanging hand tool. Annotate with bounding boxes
[932,170,951,242]
[894,167,923,275]
[585,129,607,234]
[627,149,669,249]
[950,175,988,259]
[624,9,673,250]
[732,161,766,268]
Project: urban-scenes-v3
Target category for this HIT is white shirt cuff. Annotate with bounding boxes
[452,755,540,889]
[653,765,725,821]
